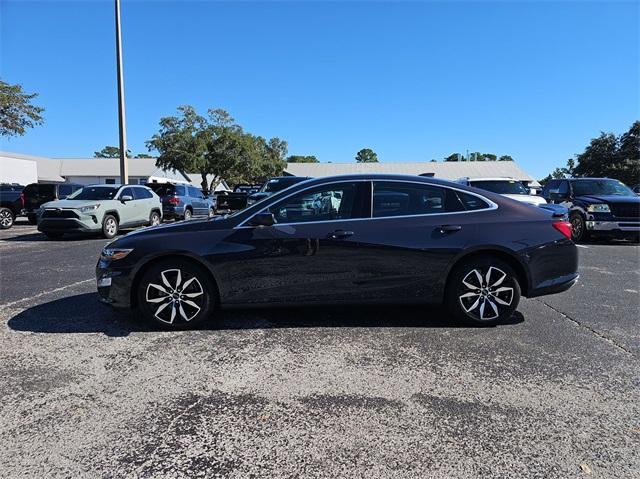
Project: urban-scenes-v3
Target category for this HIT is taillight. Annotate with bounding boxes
[552,221,573,240]
[19,193,25,207]
[168,196,180,205]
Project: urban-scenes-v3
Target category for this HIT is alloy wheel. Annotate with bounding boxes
[145,268,204,324]
[0,210,13,228]
[458,266,514,321]
[570,215,583,241]
[105,218,117,236]
[151,213,161,226]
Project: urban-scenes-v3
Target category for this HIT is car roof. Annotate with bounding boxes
[295,173,468,187]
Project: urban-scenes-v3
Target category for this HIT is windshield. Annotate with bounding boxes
[67,186,119,200]
[470,180,529,195]
[572,180,635,197]
[261,178,302,193]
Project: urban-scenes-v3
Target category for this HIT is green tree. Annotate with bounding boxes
[572,122,639,185]
[444,153,461,162]
[0,79,44,137]
[355,148,378,163]
[94,146,128,158]
[287,155,319,163]
[146,105,212,193]
[135,153,153,158]
[499,155,514,161]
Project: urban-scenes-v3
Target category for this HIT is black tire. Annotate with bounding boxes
[0,207,14,229]
[183,208,192,221]
[44,232,64,239]
[102,214,119,239]
[569,211,587,242]
[149,210,161,227]
[445,257,521,326]
[27,215,38,225]
[137,258,216,330]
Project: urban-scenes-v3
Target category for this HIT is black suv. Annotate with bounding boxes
[22,183,83,224]
[0,183,25,229]
[541,178,640,241]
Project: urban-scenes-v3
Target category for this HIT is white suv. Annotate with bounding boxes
[456,177,546,206]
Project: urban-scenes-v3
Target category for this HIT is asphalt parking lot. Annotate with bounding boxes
[0,220,638,478]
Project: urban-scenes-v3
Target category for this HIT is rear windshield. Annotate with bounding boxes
[147,183,175,196]
[67,186,119,200]
[470,180,528,195]
[23,184,55,197]
[261,178,304,193]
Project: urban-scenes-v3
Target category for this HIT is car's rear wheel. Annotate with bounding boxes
[102,215,119,239]
[446,257,521,326]
[570,212,587,242]
[137,259,215,330]
[149,210,161,226]
[183,208,192,221]
[0,207,14,229]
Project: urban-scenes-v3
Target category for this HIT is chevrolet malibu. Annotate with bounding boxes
[96,174,579,329]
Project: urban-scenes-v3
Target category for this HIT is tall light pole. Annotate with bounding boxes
[115,0,129,184]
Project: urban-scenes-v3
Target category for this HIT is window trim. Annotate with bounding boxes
[236,179,497,228]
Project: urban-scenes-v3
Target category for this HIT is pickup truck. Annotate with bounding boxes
[542,178,640,242]
[0,183,25,229]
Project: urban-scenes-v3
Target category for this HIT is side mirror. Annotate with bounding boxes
[120,195,133,202]
[248,212,276,227]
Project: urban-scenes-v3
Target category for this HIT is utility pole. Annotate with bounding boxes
[115,0,129,184]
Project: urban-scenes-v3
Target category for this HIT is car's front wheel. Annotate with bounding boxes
[0,207,14,229]
[446,257,521,326]
[137,259,216,329]
[102,214,119,239]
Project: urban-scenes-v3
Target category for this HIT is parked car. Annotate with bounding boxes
[233,184,262,195]
[541,178,640,241]
[246,176,311,206]
[96,174,578,330]
[22,183,83,224]
[147,183,214,221]
[456,177,547,206]
[214,190,249,214]
[0,183,25,229]
[38,184,162,239]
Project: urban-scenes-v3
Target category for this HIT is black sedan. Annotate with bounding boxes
[96,174,579,329]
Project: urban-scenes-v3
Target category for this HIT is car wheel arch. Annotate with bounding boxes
[130,252,221,309]
[104,210,120,223]
[444,248,530,297]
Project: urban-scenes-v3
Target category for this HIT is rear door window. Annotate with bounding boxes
[174,185,186,196]
[372,181,465,217]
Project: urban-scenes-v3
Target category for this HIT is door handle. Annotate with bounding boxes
[327,230,354,239]
[436,225,462,233]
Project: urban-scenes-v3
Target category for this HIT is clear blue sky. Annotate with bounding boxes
[1,0,638,179]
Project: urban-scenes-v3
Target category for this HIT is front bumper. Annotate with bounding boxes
[38,217,101,233]
[586,220,640,234]
[96,258,134,308]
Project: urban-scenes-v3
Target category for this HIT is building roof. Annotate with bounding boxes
[55,157,189,181]
[284,161,540,186]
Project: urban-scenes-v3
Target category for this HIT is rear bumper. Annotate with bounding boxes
[162,205,185,219]
[527,272,579,298]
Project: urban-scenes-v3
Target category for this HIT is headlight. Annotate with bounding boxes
[587,204,610,213]
[101,248,133,261]
[79,204,101,213]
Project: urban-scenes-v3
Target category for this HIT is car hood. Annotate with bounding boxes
[41,199,111,209]
[502,194,547,206]
[576,195,640,204]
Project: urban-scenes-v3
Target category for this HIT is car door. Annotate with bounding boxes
[347,181,490,303]
[117,187,139,225]
[217,181,372,305]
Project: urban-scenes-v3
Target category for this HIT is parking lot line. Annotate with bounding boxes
[1,278,93,309]
[576,244,589,249]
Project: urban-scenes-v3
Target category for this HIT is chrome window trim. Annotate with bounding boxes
[236,178,498,229]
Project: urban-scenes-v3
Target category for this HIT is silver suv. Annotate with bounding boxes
[37,184,162,239]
